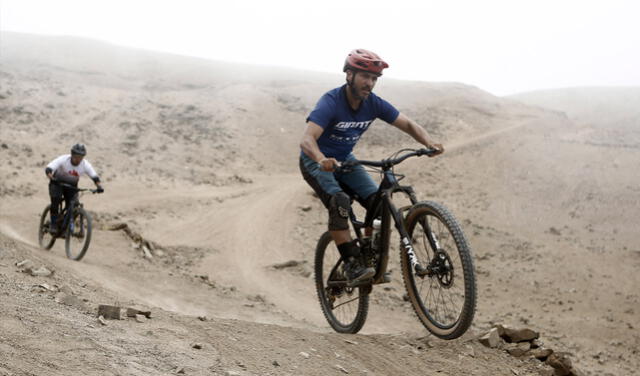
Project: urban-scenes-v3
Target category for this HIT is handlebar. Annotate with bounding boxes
[337,148,439,172]
[50,180,102,194]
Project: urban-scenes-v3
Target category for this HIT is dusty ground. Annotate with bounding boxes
[1,32,639,375]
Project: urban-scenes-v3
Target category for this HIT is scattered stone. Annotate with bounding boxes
[108,223,128,231]
[546,352,572,375]
[271,260,305,269]
[344,339,358,345]
[248,294,266,303]
[15,259,34,269]
[1,143,8,149]
[549,227,562,236]
[142,245,153,259]
[97,315,107,326]
[30,266,53,277]
[192,343,203,350]
[135,314,146,323]
[506,342,530,357]
[335,364,349,374]
[462,344,476,357]
[98,304,121,319]
[198,316,208,321]
[176,367,185,374]
[37,283,55,292]
[510,368,519,375]
[58,285,74,295]
[126,308,151,319]
[300,205,312,212]
[272,360,280,367]
[479,328,501,348]
[529,348,553,361]
[496,325,539,343]
[196,274,216,288]
[57,293,88,310]
[224,371,241,376]
[545,352,584,376]
[299,351,310,359]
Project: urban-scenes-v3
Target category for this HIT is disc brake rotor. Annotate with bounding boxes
[432,250,454,288]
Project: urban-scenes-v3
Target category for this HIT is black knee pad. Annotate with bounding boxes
[328,192,351,231]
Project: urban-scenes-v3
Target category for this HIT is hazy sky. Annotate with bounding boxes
[1,0,639,95]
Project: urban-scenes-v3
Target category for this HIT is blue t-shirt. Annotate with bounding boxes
[305,85,400,161]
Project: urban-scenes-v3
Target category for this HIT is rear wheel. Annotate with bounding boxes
[65,207,92,261]
[401,201,476,339]
[314,232,369,333]
[38,205,56,250]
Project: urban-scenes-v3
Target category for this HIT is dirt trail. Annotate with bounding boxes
[0,117,572,331]
[0,178,316,327]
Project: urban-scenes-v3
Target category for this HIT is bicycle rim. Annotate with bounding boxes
[65,207,92,261]
[402,201,476,339]
[38,205,56,250]
[314,232,369,333]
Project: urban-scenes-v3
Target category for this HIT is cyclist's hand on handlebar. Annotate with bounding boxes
[318,157,338,172]
[425,143,444,157]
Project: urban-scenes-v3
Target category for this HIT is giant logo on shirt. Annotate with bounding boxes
[68,170,79,177]
[334,120,374,131]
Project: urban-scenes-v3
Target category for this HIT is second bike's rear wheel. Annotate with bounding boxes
[401,201,476,339]
[314,231,370,334]
[65,207,92,261]
[38,205,56,250]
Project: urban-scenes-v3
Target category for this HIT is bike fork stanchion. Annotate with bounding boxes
[385,196,425,274]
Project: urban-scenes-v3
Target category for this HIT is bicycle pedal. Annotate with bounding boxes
[373,272,392,285]
[345,278,373,288]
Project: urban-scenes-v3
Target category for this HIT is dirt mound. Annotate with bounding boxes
[2,233,566,376]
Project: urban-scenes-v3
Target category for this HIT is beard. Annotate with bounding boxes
[349,84,371,101]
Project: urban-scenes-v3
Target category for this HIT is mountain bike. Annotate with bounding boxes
[314,148,476,338]
[38,182,100,261]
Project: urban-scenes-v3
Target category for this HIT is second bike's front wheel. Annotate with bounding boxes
[314,232,370,334]
[38,205,56,250]
[65,207,92,261]
[401,201,476,339]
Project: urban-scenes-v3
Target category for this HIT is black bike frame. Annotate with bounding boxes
[352,167,427,283]
[343,149,440,284]
[52,183,86,237]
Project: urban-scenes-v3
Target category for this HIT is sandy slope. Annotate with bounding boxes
[1,32,639,375]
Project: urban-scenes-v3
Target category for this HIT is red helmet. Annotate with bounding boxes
[343,49,389,75]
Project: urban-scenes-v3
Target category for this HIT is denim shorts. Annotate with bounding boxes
[299,152,378,208]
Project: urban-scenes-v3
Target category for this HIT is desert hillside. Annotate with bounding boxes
[1,32,639,375]
[510,86,640,128]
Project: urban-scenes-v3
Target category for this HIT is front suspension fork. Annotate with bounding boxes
[385,197,428,276]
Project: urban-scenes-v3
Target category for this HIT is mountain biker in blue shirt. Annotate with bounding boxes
[299,49,444,284]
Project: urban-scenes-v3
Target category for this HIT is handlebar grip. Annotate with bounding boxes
[336,160,358,173]
[418,148,439,157]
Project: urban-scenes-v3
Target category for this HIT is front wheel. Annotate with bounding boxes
[314,232,370,333]
[38,205,56,250]
[401,201,476,339]
[65,207,92,261]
